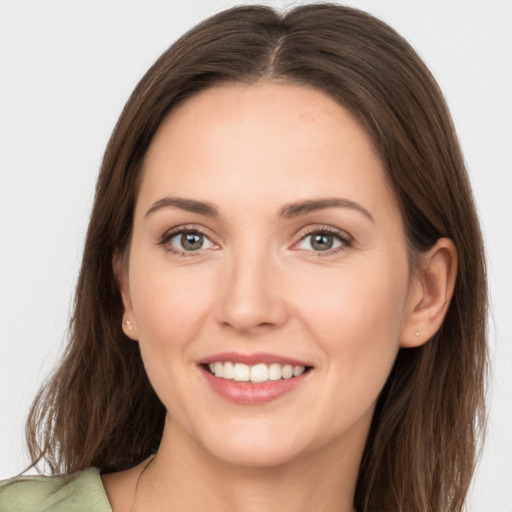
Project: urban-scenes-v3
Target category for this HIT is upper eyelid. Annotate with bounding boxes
[161,224,213,240]
[157,225,218,251]
[293,224,353,242]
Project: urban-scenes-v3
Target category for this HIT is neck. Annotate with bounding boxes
[132,415,362,512]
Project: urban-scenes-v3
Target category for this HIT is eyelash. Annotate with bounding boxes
[293,226,353,256]
[157,225,352,257]
[158,225,216,257]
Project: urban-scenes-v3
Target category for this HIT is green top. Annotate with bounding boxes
[0,468,112,512]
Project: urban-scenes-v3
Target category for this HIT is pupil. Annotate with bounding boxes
[312,234,333,251]
[181,232,203,251]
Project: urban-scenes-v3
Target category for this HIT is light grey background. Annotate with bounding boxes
[1,1,511,510]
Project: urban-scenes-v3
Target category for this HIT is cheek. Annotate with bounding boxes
[129,258,214,348]
[128,260,217,414]
[296,257,407,337]
[292,257,409,400]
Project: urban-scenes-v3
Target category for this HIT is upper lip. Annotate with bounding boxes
[198,352,312,367]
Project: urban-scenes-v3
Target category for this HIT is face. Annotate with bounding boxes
[119,82,417,468]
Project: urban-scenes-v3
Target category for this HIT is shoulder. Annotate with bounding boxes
[0,468,112,512]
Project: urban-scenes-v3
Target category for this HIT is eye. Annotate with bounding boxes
[166,230,216,252]
[295,229,350,253]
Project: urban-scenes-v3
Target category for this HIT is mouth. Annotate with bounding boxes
[198,352,313,405]
[202,361,312,383]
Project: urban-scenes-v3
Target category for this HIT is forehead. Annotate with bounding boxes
[138,81,397,223]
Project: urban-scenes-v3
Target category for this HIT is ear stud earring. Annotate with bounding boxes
[125,320,133,330]
[415,331,420,337]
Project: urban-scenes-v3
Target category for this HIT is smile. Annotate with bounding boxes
[207,362,307,382]
[199,353,313,404]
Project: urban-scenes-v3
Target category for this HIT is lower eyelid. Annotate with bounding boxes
[296,235,345,250]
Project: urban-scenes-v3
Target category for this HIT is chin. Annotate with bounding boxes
[205,436,304,469]
[184,416,311,469]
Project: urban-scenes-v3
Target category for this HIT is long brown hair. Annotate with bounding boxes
[26,4,487,511]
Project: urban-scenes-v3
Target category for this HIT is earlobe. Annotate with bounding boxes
[121,317,138,340]
[113,250,139,340]
[401,238,457,348]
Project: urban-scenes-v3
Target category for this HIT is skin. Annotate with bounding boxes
[103,82,457,512]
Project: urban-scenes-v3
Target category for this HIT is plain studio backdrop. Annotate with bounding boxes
[0,1,511,510]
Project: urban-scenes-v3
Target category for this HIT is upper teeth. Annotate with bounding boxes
[208,362,306,382]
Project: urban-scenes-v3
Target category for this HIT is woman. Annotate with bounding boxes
[0,4,487,512]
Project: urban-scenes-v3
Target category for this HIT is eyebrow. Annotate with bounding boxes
[145,197,219,218]
[145,196,373,222]
[279,198,374,222]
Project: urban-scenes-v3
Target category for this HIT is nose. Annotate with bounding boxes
[214,250,288,333]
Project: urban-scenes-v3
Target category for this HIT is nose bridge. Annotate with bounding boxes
[215,238,286,332]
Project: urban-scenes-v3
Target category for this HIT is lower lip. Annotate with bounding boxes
[200,366,310,405]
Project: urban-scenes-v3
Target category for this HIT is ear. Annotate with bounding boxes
[400,238,457,348]
[113,250,138,340]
